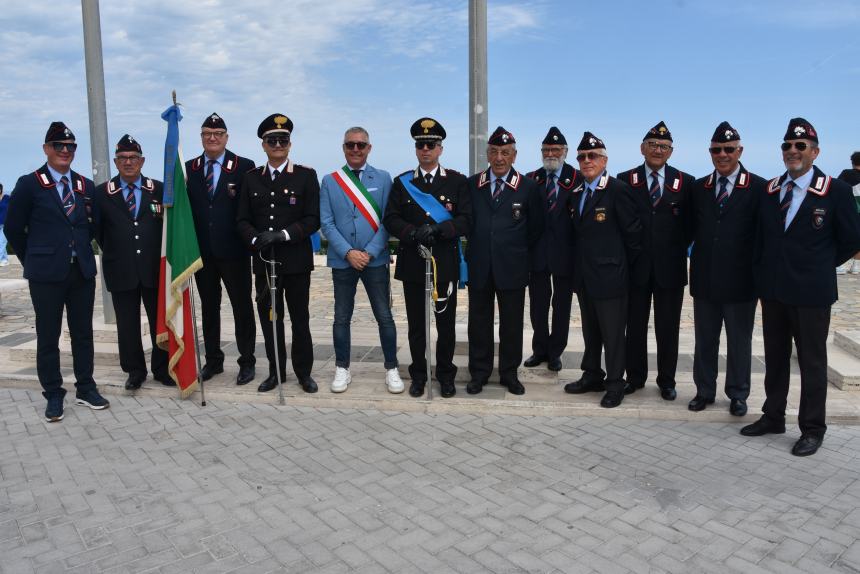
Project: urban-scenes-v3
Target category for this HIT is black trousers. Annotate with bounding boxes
[761,299,830,438]
[403,279,458,384]
[468,274,526,384]
[577,291,627,393]
[625,280,684,389]
[528,271,573,359]
[28,262,96,398]
[111,285,167,379]
[254,270,313,381]
[692,298,756,400]
[194,255,256,368]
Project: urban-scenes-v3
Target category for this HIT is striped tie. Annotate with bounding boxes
[126,183,137,217]
[206,159,216,200]
[780,181,794,227]
[716,176,729,211]
[546,173,557,211]
[60,176,75,217]
[492,178,504,200]
[649,171,661,207]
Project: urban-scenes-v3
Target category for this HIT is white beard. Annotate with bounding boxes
[543,157,561,172]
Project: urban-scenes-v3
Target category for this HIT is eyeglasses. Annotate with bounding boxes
[115,155,142,163]
[576,151,605,162]
[344,141,369,150]
[645,142,673,152]
[488,148,514,158]
[50,142,78,152]
[781,141,810,152]
[415,141,439,150]
[708,146,738,155]
[541,147,566,155]
[264,136,290,147]
[201,130,227,139]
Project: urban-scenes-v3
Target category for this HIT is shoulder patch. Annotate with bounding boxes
[141,178,155,192]
[766,177,781,195]
[107,180,120,195]
[809,175,831,197]
[190,157,203,171]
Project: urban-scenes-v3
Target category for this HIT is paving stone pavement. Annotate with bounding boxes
[2,386,860,574]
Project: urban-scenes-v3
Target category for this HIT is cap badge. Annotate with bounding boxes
[501,133,509,143]
[274,115,289,128]
[63,128,71,137]
[725,130,734,138]
[552,135,558,141]
[658,126,667,135]
[794,126,806,136]
[420,119,436,134]
[588,137,597,146]
[210,113,220,121]
[128,136,135,143]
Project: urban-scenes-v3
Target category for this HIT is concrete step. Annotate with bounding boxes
[63,317,150,344]
[834,330,860,361]
[10,338,151,364]
[828,344,860,391]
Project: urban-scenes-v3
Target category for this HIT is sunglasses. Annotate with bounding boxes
[50,142,78,152]
[415,141,439,150]
[264,136,290,147]
[343,141,369,150]
[708,146,738,155]
[781,141,810,152]
[576,151,604,162]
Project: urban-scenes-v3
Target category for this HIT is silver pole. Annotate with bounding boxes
[419,245,433,401]
[188,279,206,406]
[268,250,285,406]
[81,0,115,324]
[468,0,488,175]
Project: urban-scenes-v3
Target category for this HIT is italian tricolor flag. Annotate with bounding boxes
[331,165,381,231]
[156,104,203,398]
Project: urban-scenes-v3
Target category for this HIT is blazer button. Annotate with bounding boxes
[136,249,141,254]
[134,222,139,226]
[135,235,139,239]
[270,204,275,208]
[270,192,275,196]
[270,215,274,220]
[268,227,273,231]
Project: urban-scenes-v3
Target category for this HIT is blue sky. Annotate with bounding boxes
[1,0,859,190]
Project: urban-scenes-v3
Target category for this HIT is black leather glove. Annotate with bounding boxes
[254,230,285,250]
[414,224,437,247]
[429,223,443,238]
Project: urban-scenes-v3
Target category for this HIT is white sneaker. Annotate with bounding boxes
[0,260,8,267]
[837,264,849,275]
[330,367,351,393]
[851,260,860,274]
[386,368,405,394]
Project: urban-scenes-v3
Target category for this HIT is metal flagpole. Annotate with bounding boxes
[188,279,206,406]
[262,247,286,405]
[469,0,488,175]
[419,245,433,401]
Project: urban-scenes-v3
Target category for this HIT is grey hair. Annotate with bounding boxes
[344,126,369,141]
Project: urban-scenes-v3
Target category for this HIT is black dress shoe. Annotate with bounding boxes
[124,373,145,390]
[791,434,823,457]
[740,417,786,437]
[730,398,748,416]
[299,377,318,394]
[523,355,547,368]
[600,390,624,408]
[236,365,256,386]
[660,388,677,401]
[257,375,279,393]
[200,363,224,381]
[501,378,525,395]
[409,380,426,397]
[440,381,456,398]
[154,373,176,387]
[688,395,715,412]
[547,357,563,372]
[466,380,484,395]
[624,381,645,395]
[564,378,605,394]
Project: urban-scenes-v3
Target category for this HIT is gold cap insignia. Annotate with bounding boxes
[420,119,436,134]
[274,115,289,128]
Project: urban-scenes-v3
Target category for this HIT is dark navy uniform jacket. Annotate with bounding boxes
[526,163,581,277]
[186,150,256,261]
[5,164,97,282]
[94,175,163,292]
[688,164,765,303]
[754,165,860,307]
[382,166,471,286]
[617,164,694,289]
[569,173,642,299]
[236,160,320,275]
[466,168,544,291]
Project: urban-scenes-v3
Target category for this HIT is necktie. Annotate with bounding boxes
[424,172,433,185]
[206,159,216,200]
[351,168,362,182]
[493,178,504,200]
[581,187,593,218]
[716,176,729,211]
[546,173,557,210]
[272,168,280,181]
[60,175,75,217]
[780,181,794,227]
[649,171,661,207]
[126,183,137,217]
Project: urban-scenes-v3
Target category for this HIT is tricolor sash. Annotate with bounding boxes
[332,166,382,231]
[398,174,468,288]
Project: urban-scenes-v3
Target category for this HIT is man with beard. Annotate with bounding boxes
[563,132,641,408]
[688,122,765,416]
[523,127,581,372]
[466,126,543,396]
[616,121,694,402]
[382,118,470,398]
[743,118,860,456]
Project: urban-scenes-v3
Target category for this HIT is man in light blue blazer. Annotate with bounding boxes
[320,127,403,393]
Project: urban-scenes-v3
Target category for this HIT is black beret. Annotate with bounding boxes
[851,151,860,165]
[784,117,818,143]
[257,113,293,139]
[410,117,446,141]
[542,126,566,146]
[576,131,605,151]
[115,134,142,154]
[711,121,740,143]
[202,112,227,131]
[643,121,672,142]
[488,126,516,146]
[45,121,75,143]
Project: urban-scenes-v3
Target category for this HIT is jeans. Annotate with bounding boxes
[332,264,398,369]
[0,224,7,262]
